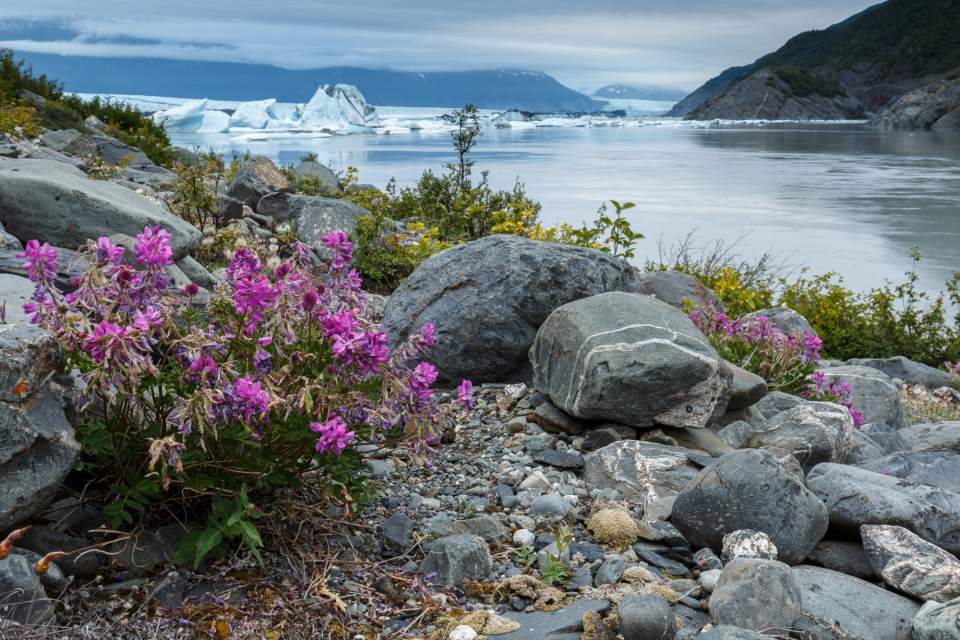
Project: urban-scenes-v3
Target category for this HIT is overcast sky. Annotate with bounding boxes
[0,1,879,92]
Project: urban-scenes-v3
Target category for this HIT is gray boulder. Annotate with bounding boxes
[497,599,609,640]
[531,291,730,428]
[740,306,813,336]
[846,356,950,388]
[0,221,20,251]
[708,558,802,633]
[116,165,178,191]
[227,156,289,208]
[726,363,767,411]
[40,128,95,157]
[912,598,960,640]
[263,195,369,248]
[698,628,769,640]
[807,540,875,580]
[0,390,80,530]
[418,534,491,587]
[671,449,828,565]
[857,451,960,493]
[292,160,341,193]
[753,390,806,420]
[634,270,722,312]
[175,256,217,289]
[746,400,854,471]
[819,365,905,427]
[791,565,919,640]
[0,159,201,259]
[0,323,60,403]
[618,592,673,640]
[383,235,642,383]
[807,463,960,554]
[582,440,700,503]
[846,429,891,464]
[0,249,88,295]
[898,421,960,454]
[90,134,153,166]
[861,524,960,603]
[0,554,53,624]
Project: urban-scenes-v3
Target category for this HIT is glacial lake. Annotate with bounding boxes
[171,120,960,298]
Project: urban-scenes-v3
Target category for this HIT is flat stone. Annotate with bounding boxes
[857,450,960,493]
[531,448,583,469]
[709,558,802,633]
[496,598,610,640]
[618,592,673,640]
[583,440,700,504]
[807,540,875,580]
[912,598,960,640]
[819,365,905,427]
[418,535,491,587]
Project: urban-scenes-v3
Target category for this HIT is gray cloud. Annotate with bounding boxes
[0,1,880,91]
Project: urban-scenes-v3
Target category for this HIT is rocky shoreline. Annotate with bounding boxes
[1,122,960,640]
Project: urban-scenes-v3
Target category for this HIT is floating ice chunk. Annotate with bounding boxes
[152,99,208,132]
[229,99,277,129]
[299,84,378,130]
[198,110,230,133]
[264,102,302,129]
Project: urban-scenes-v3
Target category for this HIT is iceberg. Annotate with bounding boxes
[298,85,378,130]
[152,99,208,132]
[198,110,230,133]
[229,99,277,129]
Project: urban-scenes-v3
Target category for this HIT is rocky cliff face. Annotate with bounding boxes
[872,76,960,130]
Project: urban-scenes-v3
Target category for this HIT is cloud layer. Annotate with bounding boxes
[0,1,879,91]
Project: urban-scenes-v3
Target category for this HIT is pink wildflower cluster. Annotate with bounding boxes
[803,371,866,428]
[689,305,822,394]
[22,225,472,496]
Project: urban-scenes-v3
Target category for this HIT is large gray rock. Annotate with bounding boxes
[698,628,769,640]
[807,463,960,555]
[40,128,95,157]
[819,365,905,427]
[791,565,919,640]
[898,422,960,454]
[671,449,828,565]
[708,558,801,633]
[740,306,813,336]
[807,540,875,580]
[292,160,341,193]
[582,440,700,504]
[261,194,368,248]
[861,524,960,603]
[746,400,854,471]
[913,597,960,640]
[618,592,673,640]
[0,554,53,624]
[0,323,60,403]
[846,356,950,388]
[0,249,88,295]
[225,156,289,207]
[0,390,80,530]
[634,270,722,312]
[531,291,730,428]
[752,391,805,420]
[857,451,960,493]
[418,534,491,587]
[89,134,153,166]
[496,599,609,640]
[383,235,642,383]
[115,164,177,191]
[726,363,767,411]
[0,159,201,259]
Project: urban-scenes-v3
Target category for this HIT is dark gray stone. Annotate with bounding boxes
[899,421,960,454]
[912,597,960,640]
[383,235,642,383]
[634,270,723,312]
[0,159,201,259]
[856,450,960,493]
[0,392,79,530]
[0,249,88,295]
[90,134,153,166]
[0,554,53,624]
[807,540,875,580]
[846,356,950,388]
[496,599,609,640]
[746,400,854,471]
[861,524,960,603]
[581,426,633,451]
[531,448,583,469]
[0,323,60,404]
[381,512,413,554]
[726,363,767,411]
[226,156,289,208]
[529,400,587,435]
[292,160,341,193]
[819,365,905,427]
[40,129,95,157]
[175,256,216,289]
[418,534,491,587]
[115,165,177,191]
[583,440,700,503]
[846,429,889,464]
[531,291,731,428]
[593,555,625,585]
[791,565,919,640]
[698,627,769,640]
[631,544,692,576]
[708,558,802,633]
[671,449,828,565]
[753,390,806,420]
[740,306,814,336]
[529,494,570,521]
[807,463,960,555]
[618,592,673,640]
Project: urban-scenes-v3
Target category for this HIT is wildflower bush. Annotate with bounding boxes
[689,304,822,394]
[20,227,471,565]
[802,370,865,428]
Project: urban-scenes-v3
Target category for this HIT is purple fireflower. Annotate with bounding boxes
[84,320,131,364]
[311,415,355,455]
[410,362,438,402]
[321,231,352,269]
[95,237,125,265]
[134,225,173,267]
[225,374,271,423]
[187,355,219,382]
[232,274,278,334]
[17,240,58,284]
[132,306,164,332]
[457,379,474,410]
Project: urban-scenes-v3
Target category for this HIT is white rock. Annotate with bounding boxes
[513,528,536,547]
[519,470,552,492]
[699,569,722,592]
[722,530,779,562]
[449,625,478,640]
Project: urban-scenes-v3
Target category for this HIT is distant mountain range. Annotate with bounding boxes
[592,84,687,101]
[10,51,603,113]
[669,0,960,128]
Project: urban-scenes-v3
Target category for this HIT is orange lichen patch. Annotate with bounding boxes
[12,380,29,397]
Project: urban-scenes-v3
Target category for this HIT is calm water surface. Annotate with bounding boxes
[172,122,960,296]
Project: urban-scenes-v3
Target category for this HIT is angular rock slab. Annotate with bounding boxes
[496,598,609,640]
[807,463,960,555]
[582,440,700,504]
[634,270,723,312]
[898,421,960,454]
[0,554,53,624]
[791,565,919,640]
[0,391,80,530]
[0,159,201,259]
[861,524,960,603]
[912,597,960,640]
[418,534,491,587]
[671,449,828,565]
[846,355,950,388]
[856,450,960,493]
[819,364,906,427]
[531,291,730,428]
[384,235,641,383]
[746,400,854,471]
[709,558,802,634]
[740,306,814,336]
[227,156,289,207]
[0,323,60,404]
